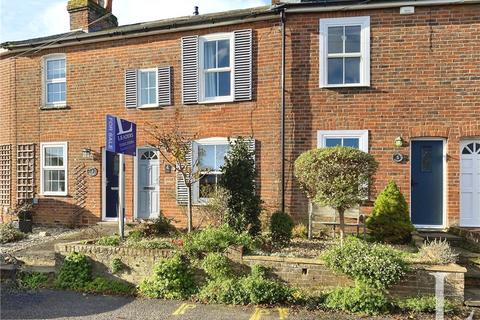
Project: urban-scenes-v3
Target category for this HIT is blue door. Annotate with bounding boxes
[411,140,443,226]
[105,151,119,219]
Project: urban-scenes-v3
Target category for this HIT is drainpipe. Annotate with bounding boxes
[280,8,286,213]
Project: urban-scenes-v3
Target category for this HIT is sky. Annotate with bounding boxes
[0,0,270,43]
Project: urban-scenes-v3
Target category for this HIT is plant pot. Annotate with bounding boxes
[19,220,32,233]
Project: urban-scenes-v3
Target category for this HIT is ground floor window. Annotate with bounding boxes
[317,130,369,152]
[194,138,230,202]
[40,142,67,196]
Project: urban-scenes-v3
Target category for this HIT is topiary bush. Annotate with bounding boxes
[0,223,25,244]
[201,253,232,280]
[139,254,197,299]
[270,211,294,247]
[322,237,408,289]
[219,137,262,235]
[182,224,257,258]
[366,181,414,244]
[325,284,390,316]
[56,252,92,290]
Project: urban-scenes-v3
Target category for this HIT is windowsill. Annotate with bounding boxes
[320,83,370,89]
[40,104,69,110]
[199,97,234,104]
[41,193,68,197]
[137,104,160,109]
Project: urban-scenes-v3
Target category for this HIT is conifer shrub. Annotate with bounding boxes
[366,181,414,244]
[270,211,294,247]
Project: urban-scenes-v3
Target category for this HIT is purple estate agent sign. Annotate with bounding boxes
[106,115,136,156]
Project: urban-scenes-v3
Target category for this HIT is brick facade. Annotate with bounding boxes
[1,3,479,228]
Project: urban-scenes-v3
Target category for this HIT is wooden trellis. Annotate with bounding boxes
[0,144,12,206]
[71,163,88,226]
[17,144,35,203]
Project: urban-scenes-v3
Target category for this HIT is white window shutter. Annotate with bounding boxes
[234,29,252,101]
[125,69,137,108]
[176,143,193,205]
[157,66,172,106]
[181,35,199,104]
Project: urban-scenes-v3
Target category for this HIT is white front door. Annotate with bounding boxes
[460,140,480,227]
[137,148,160,220]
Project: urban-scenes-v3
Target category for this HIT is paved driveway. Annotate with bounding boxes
[2,288,472,320]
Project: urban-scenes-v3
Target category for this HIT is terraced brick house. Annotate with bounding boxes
[0,0,479,231]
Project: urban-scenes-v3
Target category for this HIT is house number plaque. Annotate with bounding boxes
[87,167,98,177]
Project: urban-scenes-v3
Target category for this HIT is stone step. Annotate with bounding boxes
[417,232,465,246]
[464,288,480,308]
[14,250,56,267]
[19,265,57,274]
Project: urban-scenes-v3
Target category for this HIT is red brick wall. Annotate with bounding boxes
[1,20,283,227]
[283,4,480,227]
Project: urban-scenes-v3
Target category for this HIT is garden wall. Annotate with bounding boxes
[55,242,466,303]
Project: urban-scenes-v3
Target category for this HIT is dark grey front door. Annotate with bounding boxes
[411,140,444,226]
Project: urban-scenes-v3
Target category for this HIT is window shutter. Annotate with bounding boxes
[125,69,137,108]
[181,36,199,104]
[157,66,172,106]
[176,143,193,205]
[234,29,253,101]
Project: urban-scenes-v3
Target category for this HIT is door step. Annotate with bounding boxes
[417,231,465,247]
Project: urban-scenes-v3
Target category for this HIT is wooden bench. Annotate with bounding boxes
[308,202,366,239]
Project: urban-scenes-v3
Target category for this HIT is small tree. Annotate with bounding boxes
[294,146,378,243]
[148,125,204,233]
[366,181,414,244]
[219,137,262,235]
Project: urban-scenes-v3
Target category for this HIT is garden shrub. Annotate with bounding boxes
[84,277,134,295]
[182,224,257,258]
[270,211,294,247]
[127,230,144,242]
[396,296,454,314]
[198,278,248,305]
[17,272,49,289]
[292,223,308,239]
[56,252,92,290]
[240,273,292,305]
[126,238,174,250]
[325,284,390,316]
[139,212,176,237]
[110,258,124,274]
[418,239,458,264]
[0,223,25,244]
[366,181,414,244]
[322,237,408,289]
[197,187,230,227]
[201,253,232,280]
[219,137,262,235]
[139,254,197,299]
[96,235,121,246]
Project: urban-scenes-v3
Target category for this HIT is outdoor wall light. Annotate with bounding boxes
[394,137,404,147]
[164,164,172,174]
[82,148,92,158]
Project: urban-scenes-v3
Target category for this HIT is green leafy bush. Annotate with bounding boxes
[396,296,454,314]
[292,224,308,239]
[325,284,390,315]
[139,254,197,299]
[56,252,92,290]
[182,224,257,258]
[126,238,174,249]
[418,239,458,264]
[84,277,134,295]
[140,213,176,237]
[96,235,121,246]
[219,137,262,235]
[127,230,144,241]
[110,258,124,274]
[240,273,292,305]
[0,223,25,244]
[366,181,414,244]
[270,211,294,247]
[17,272,49,289]
[198,278,248,305]
[202,253,232,280]
[322,237,407,289]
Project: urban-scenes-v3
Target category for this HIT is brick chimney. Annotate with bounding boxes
[67,0,118,32]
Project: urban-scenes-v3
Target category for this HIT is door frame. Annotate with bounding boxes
[134,146,160,221]
[102,148,125,221]
[409,137,447,229]
[459,138,480,227]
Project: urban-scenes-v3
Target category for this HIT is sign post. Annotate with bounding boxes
[106,115,136,239]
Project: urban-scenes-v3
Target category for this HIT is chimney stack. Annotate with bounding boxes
[67,0,118,32]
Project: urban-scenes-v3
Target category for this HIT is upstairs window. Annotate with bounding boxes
[44,55,66,106]
[319,16,370,87]
[138,69,158,107]
[199,33,234,103]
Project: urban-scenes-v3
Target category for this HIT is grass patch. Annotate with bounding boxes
[17,272,51,289]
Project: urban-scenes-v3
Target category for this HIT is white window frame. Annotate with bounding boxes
[137,68,158,108]
[40,142,68,196]
[43,54,67,107]
[319,16,370,88]
[199,33,235,103]
[317,130,369,152]
[192,137,231,204]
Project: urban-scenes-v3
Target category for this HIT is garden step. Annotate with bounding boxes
[417,232,464,246]
[19,265,57,274]
[0,264,18,281]
[464,288,480,307]
[14,250,56,267]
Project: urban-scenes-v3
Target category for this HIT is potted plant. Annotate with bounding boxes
[17,201,33,233]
